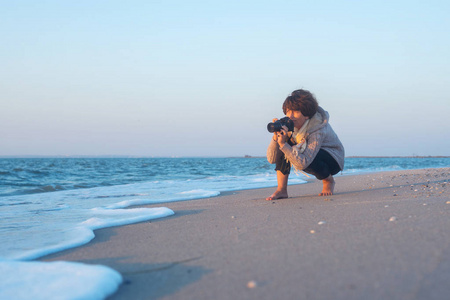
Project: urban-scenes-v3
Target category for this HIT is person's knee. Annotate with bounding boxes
[303,165,330,180]
[314,172,330,180]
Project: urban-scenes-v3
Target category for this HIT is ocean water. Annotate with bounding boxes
[1,156,449,299]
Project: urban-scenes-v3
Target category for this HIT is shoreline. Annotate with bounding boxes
[41,168,450,300]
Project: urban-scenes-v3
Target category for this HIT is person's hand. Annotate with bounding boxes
[275,126,288,147]
[271,118,279,142]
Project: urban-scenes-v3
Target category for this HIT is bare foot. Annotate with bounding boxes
[266,190,288,201]
[319,175,335,196]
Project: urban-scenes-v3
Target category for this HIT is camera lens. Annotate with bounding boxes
[267,121,282,133]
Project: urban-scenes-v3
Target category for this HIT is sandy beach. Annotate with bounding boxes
[41,168,450,300]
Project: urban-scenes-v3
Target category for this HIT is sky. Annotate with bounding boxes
[1,0,449,157]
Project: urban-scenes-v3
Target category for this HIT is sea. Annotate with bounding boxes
[1,156,449,299]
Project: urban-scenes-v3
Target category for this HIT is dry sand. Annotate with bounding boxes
[42,168,450,300]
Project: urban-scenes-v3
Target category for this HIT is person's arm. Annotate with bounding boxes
[280,131,324,170]
[267,137,282,164]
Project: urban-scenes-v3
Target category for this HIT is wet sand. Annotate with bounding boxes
[42,168,450,300]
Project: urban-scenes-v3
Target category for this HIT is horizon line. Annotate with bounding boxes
[1,155,450,159]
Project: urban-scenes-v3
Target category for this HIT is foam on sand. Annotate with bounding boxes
[0,206,175,300]
[11,206,175,261]
[0,260,122,300]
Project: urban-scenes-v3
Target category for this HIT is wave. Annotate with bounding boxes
[25,185,66,194]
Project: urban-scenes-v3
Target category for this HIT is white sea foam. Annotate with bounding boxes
[1,206,173,300]
[9,207,174,261]
[84,207,174,230]
[0,260,122,300]
[105,189,221,209]
[179,189,221,197]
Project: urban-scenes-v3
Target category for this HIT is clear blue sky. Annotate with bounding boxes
[1,0,449,157]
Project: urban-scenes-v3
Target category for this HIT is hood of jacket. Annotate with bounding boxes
[306,106,329,134]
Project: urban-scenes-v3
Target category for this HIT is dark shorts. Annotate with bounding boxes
[275,149,341,180]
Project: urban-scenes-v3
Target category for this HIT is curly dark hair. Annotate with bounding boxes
[282,89,318,118]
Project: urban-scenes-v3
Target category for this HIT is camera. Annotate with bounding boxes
[267,117,294,133]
